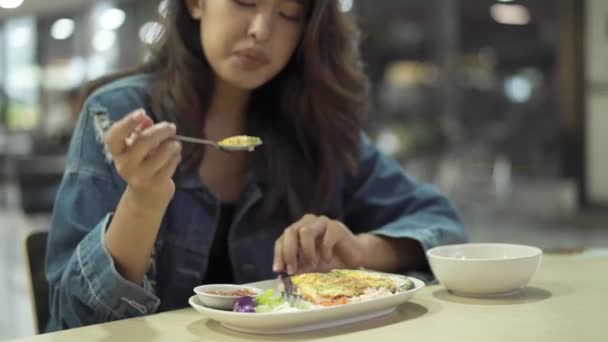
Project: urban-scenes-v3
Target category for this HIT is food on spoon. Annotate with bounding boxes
[291,269,414,306]
[217,135,262,148]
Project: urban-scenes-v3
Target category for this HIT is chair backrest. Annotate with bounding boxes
[24,230,49,334]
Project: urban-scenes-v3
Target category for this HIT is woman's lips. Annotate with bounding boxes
[234,48,270,71]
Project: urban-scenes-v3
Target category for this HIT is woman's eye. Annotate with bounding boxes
[280,12,303,22]
[234,0,257,7]
[279,5,304,22]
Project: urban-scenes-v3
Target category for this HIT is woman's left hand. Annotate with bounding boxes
[273,214,366,275]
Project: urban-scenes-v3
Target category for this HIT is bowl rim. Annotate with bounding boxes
[194,284,264,299]
[426,243,543,261]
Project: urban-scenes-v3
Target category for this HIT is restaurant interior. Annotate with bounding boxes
[0,0,606,340]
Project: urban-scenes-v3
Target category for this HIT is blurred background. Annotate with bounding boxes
[1,0,607,339]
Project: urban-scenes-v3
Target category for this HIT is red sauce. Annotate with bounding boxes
[206,289,257,297]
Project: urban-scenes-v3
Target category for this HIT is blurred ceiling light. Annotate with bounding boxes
[490,4,530,25]
[497,0,514,2]
[376,129,401,156]
[504,75,532,103]
[158,0,168,16]
[93,30,116,52]
[51,18,75,40]
[0,0,24,9]
[385,61,438,86]
[9,26,30,48]
[338,0,353,13]
[99,8,126,30]
[139,21,164,45]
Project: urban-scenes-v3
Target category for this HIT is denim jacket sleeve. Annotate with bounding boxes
[45,90,160,331]
[343,135,467,257]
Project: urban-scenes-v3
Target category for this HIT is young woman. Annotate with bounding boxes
[45,0,466,331]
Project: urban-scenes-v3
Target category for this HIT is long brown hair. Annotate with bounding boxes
[83,0,369,220]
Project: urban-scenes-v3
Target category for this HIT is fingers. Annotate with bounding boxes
[111,122,176,182]
[125,117,155,147]
[273,214,316,275]
[105,109,148,155]
[273,238,285,273]
[155,148,182,180]
[321,221,348,263]
[282,225,300,275]
[141,140,182,175]
[127,122,177,165]
[273,215,356,276]
[298,216,330,268]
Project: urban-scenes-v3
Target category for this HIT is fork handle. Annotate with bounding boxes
[279,272,293,296]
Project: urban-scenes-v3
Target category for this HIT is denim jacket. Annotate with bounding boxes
[45,73,467,332]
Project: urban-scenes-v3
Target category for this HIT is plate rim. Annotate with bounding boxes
[189,275,425,317]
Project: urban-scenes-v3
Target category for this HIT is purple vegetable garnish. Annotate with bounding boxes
[233,296,257,313]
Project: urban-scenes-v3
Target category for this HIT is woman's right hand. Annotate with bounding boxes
[104,109,182,208]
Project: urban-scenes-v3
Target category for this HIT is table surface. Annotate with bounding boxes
[13,254,606,342]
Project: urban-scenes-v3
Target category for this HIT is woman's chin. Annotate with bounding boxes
[218,66,275,91]
[225,76,268,91]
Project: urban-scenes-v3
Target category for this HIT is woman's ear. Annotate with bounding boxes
[185,0,203,19]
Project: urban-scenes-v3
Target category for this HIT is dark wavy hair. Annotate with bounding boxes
[83,0,369,220]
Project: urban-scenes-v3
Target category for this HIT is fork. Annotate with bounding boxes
[281,292,303,308]
[279,271,293,297]
[278,272,303,307]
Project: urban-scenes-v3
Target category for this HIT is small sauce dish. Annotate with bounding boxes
[194,284,264,310]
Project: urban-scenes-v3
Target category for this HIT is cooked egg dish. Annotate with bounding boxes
[291,269,414,306]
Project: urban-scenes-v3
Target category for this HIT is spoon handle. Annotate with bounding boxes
[173,135,218,147]
[93,111,226,150]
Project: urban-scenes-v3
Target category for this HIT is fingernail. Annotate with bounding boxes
[131,109,145,120]
[272,263,279,272]
[287,264,295,275]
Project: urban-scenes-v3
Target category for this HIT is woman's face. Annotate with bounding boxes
[187,0,307,90]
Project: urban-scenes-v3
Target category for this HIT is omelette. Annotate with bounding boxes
[290,269,414,306]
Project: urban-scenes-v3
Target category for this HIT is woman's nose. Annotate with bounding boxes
[248,12,272,42]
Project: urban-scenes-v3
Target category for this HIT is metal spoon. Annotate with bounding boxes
[173,135,262,152]
[92,112,262,153]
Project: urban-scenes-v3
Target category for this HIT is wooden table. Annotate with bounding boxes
[13,255,606,342]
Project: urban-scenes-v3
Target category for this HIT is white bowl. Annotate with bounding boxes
[427,243,542,297]
[194,284,264,310]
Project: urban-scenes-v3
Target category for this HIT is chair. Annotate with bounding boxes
[24,230,49,334]
[16,156,64,214]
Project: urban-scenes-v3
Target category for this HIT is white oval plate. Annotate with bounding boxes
[189,276,425,335]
